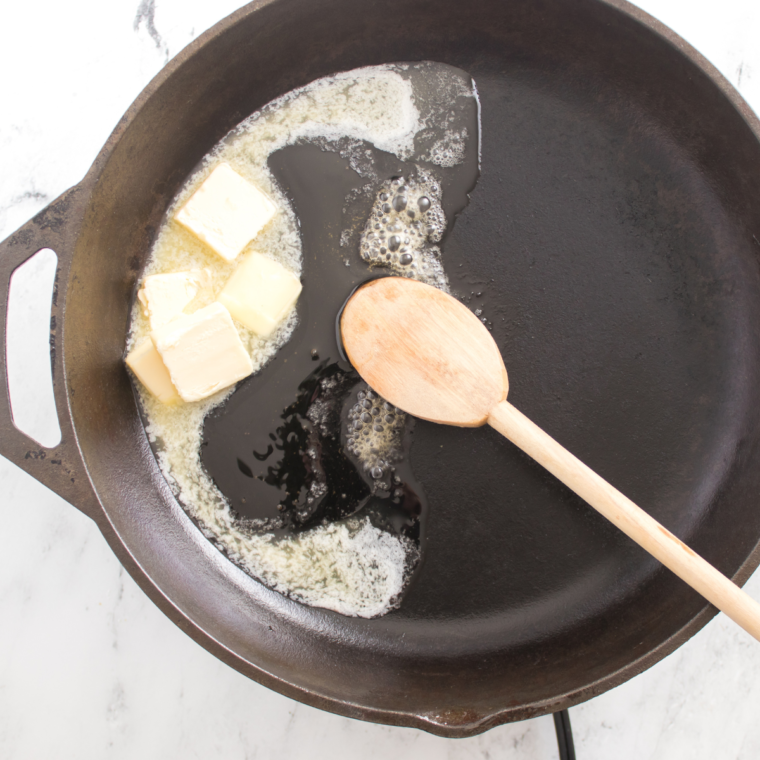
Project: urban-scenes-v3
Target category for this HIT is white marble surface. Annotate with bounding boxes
[2,1,760,757]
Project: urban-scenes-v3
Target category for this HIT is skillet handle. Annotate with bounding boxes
[0,183,101,521]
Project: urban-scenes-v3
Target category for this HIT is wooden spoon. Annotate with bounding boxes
[340,276,760,642]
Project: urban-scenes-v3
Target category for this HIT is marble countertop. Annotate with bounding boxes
[2,1,760,757]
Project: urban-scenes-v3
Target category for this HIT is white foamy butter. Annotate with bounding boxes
[359,171,448,290]
[128,64,475,618]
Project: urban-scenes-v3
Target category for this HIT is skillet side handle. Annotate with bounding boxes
[0,184,101,521]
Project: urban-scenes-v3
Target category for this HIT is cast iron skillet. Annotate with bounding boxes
[2,0,760,738]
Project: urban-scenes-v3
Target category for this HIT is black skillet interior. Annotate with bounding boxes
[64,0,760,736]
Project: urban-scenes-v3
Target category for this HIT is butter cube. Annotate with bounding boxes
[137,269,211,331]
[217,252,302,337]
[175,163,277,261]
[151,302,253,402]
[125,339,180,404]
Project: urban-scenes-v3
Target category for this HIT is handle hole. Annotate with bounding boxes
[6,248,62,447]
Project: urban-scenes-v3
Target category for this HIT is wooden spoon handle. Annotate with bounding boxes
[488,399,760,642]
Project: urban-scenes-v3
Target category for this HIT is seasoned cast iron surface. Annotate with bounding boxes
[61,0,760,734]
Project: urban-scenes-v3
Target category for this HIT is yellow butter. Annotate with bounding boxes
[174,163,277,262]
[125,338,180,404]
[151,302,253,403]
[137,269,211,331]
[217,252,302,337]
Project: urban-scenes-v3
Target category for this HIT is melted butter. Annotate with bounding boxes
[128,63,480,618]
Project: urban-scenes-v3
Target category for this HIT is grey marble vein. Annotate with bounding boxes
[134,0,169,63]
